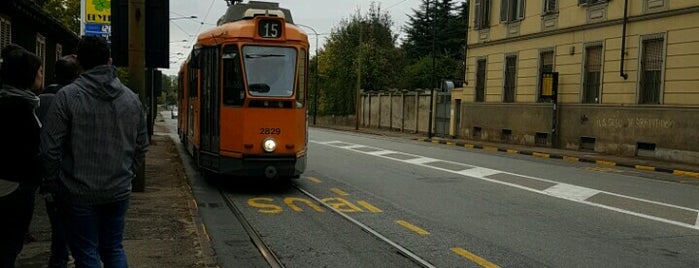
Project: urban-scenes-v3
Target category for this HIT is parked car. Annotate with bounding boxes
[171,109,178,119]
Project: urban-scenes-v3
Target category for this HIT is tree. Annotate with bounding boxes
[42,0,81,34]
[158,75,177,106]
[318,3,404,116]
[401,0,469,89]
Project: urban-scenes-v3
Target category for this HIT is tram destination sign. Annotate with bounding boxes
[258,19,283,39]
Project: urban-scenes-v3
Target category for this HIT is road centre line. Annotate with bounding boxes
[395,220,430,236]
[451,248,501,268]
[311,140,699,231]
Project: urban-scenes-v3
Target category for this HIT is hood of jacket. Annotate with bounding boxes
[0,84,40,109]
[73,65,125,101]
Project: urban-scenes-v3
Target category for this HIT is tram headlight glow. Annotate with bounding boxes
[263,138,277,153]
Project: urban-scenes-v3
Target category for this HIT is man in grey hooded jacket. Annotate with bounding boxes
[41,36,149,268]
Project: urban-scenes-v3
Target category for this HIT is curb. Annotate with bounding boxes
[417,138,699,180]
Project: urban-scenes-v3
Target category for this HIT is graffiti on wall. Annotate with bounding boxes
[596,118,675,129]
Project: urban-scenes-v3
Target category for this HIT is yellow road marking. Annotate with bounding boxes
[635,165,655,171]
[484,146,498,152]
[506,149,518,154]
[465,144,475,149]
[446,141,455,145]
[330,188,349,196]
[357,201,383,213]
[532,152,550,158]
[563,156,579,162]
[673,170,699,179]
[431,140,441,144]
[306,176,322,183]
[395,220,430,236]
[451,247,500,268]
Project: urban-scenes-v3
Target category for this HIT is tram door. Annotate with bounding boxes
[199,46,221,155]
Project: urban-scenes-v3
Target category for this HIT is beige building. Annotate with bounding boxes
[456,0,699,164]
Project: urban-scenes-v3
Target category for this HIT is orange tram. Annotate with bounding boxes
[177,1,309,179]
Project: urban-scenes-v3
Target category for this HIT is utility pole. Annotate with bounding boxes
[355,24,362,130]
[129,0,146,192]
[427,0,437,139]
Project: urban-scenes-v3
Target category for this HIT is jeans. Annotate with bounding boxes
[61,199,130,268]
[0,186,35,268]
[45,198,70,268]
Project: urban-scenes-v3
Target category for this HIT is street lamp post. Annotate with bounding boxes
[296,24,320,125]
[427,0,437,139]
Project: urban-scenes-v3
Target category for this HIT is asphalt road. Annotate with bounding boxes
[164,113,699,267]
[298,128,699,267]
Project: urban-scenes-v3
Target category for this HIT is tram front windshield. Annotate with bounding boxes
[242,46,297,98]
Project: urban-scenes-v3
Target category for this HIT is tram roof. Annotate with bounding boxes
[217,1,294,25]
[194,1,307,46]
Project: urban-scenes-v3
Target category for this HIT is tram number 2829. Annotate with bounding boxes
[260,128,282,135]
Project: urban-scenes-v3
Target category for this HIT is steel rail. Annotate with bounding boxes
[294,185,437,268]
[220,189,285,268]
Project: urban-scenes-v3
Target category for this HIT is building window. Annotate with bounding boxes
[475,58,486,102]
[538,49,554,102]
[639,36,664,104]
[56,44,63,60]
[0,17,11,51]
[582,44,603,103]
[579,0,607,6]
[543,0,557,14]
[500,0,525,23]
[474,0,491,30]
[503,55,517,103]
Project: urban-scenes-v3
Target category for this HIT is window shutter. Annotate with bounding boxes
[484,0,491,27]
[500,0,510,22]
[642,38,663,71]
[545,0,557,13]
[517,0,525,19]
[475,0,482,29]
[585,46,602,72]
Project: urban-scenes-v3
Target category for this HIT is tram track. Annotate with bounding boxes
[218,181,436,268]
[220,188,285,268]
[293,184,437,268]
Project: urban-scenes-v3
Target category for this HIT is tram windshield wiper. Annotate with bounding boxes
[246,54,286,58]
[248,83,271,93]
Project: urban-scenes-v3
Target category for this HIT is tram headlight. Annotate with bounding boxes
[262,138,277,153]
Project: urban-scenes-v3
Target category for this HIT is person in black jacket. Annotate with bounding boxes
[37,54,80,120]
[0,44,45,268]
[38,54,80,268]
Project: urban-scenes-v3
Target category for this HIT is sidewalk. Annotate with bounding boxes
[17,123,216,267]
[314,124,699,184]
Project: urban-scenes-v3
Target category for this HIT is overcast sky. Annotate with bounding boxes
[165,0,423,75]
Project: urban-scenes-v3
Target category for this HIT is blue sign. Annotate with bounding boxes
[85,23,111,42]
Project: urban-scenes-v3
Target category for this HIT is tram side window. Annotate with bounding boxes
[188,66,198,98]
[296,49,306,108]
[188,49,200,98]
[222,45,245,106]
